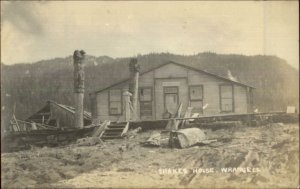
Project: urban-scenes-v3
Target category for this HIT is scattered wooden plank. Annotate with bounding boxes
[131,111,286,123]
[180,107,193,129]
[92,120,110,137]
[120,122,130,137]
[165,103,182,131]
[12,115,21,131]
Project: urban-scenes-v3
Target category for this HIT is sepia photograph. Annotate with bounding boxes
[1,1,299,188]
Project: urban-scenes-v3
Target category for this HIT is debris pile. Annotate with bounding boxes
[124,127,142,139]
[1,122,299,188]
[142,128,213,148]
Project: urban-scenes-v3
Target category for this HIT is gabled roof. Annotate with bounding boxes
[92,61,255,94]
[47,100,92,118]
[27,101,91,121]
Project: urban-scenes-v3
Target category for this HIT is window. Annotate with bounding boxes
[189,85,203,113]
[220,84,234,112]
[109,89,122,115]
[139,88,152,118]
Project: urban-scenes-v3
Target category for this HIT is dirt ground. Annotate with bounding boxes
[1,123,299,188]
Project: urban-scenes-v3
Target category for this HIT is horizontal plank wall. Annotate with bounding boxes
[234,85,248,113]
[90,93,97,120]
[93,62,251,122]
[154,64,189,119]
[96,82,128,122]
[50,103,74,128]
[96,90,110,121]
[154,63,188,78]
[188,69,249,114]
[138,71,155,120]
[154,78,188,119]
[188,69,224,115]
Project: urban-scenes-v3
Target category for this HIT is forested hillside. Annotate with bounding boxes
[1,52,298,128]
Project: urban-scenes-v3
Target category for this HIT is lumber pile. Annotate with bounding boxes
[9,117,58,132]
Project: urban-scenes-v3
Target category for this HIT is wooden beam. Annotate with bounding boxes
[130,111,286,123]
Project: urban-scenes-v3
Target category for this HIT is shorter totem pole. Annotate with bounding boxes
[128,58,140,120]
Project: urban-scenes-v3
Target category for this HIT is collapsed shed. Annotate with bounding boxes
[26,100,92,128]
[3,101,94,152]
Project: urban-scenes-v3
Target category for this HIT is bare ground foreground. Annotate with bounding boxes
[1,123,299,188]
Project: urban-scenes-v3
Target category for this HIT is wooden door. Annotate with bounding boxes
[164,87,179,114]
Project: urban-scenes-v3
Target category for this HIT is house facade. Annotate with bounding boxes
[90,61,254,122]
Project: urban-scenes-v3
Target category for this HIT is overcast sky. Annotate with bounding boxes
[1,1,299,69]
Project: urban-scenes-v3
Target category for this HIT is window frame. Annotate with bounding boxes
[163,86,179,112]
[139,87,153,117]
[219,84,235,113]
[108,89,123,116]
[189,85,204,113]
[189,85,203,101]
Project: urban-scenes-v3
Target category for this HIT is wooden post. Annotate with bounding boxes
[129,58,140,121]
[246,87,254,113]
[133,72,139,116]
[73,50,86,128]
[123,91,132,121]
[31,122,37,130]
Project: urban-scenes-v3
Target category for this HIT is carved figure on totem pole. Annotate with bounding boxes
[129,58,140,73]
[73,50,85,93]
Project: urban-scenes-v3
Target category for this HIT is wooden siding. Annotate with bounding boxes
[50,103,75,128]
[90,93,97,119]
[139,71,154,86]
[95,82,129,122]
[188,69,223,115]
[96,91,110,121]
[138,71,155,120]
[234,85,248,113]
[93,63,250,121]
[154,63,188,78]
[154,78,188,119]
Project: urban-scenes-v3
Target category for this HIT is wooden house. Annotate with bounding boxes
[26,101,92,128]
[90,61,254,122]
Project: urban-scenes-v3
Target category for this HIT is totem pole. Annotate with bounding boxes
[128,58,140,120]
[73,50,85,128]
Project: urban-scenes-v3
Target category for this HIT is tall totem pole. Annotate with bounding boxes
[73,50,85,128]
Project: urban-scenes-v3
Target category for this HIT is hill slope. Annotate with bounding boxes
[1,52,298,128]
